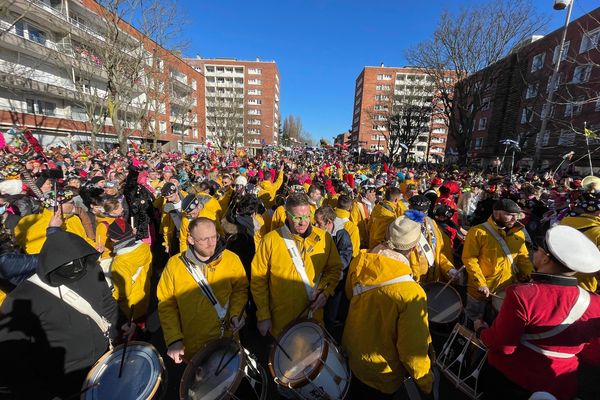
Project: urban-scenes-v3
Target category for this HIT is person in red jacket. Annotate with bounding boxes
[475,225,600,400]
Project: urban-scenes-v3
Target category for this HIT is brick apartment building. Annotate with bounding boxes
[453,6,600,172]
[0,0,206,151]
[185,57,281,155]
[349,65,452,162]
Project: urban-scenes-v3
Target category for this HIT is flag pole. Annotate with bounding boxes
[585,121,594,176]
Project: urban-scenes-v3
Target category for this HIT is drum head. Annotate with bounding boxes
[180,338,245,400]
[83,342,164,400]
[424,282,463,324]
[270,319,327,387]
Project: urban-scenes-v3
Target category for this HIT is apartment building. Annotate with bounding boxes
[0,0,205,151]
[186,57,280,154]
[350,65,451,162]
[453,6,600,171]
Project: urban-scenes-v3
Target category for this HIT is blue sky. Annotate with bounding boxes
[177,0,597,142]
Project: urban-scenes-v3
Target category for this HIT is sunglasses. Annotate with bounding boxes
[287,211,311,223]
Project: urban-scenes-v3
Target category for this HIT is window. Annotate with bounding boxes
[374,95,389,101]
[525,82,539,99]
[546,72,563,93]
[558,129,576,146]
[541,104,555,119]
[26,99,56,116]
[580,29,600,53]
[248,79,262,85]
[206,66,215,73]
[432,127,446,133]
[564,99,584,117]
[373,114,386,121]
[15,21,47,45]
[247,89,262,95]
[433,118,446,124]
[247,109,261,116]
[248,119,261,126]
[481,98,491,111]
[473,137,483,149]
[377,74,392,80]
[416,146,426,152]
[159,121,167,134]
[248,68,262,75]
[374,104,388,111]
[596,94,600,112]
[552,41,570,64]
[521,108,533,124]
[375,84,390,91]
[572,65,592,84]
[478,118,487,130]
[531,53,546,72]
[247,98,262,105]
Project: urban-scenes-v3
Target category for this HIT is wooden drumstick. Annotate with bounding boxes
[466,285,504,299]
[268,331,293,361]
[215,348,240,376]
[431,266,465,301]
[292,283,330,322]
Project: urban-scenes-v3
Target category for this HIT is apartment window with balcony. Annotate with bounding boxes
[521,107,533,124]
[552,41,570,64]
[216,67,224,73]
[247,89,262,95]
[248,68,262,75]
[248,79,262,85]
[478,117,487,130]
[206,66,215,73]
[374,95,389,101]
[572,65,592,84]
[248,99,262,105]
[531,53,545,72]
[225,67,233,73]
[374,104,388,111]
[26,99,56,116]
[376,84,391,91]
[235,67,244,74]
[579,29,600,53]
[473,137,483,149]
[525,82,539,99]
[248,109,261,116]
[377,74,392,80]
[564,98,584,117]
[248,119,261,126]
[15,20,47,46]
[558,129,576,146]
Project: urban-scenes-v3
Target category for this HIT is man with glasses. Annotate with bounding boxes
[251,193,342,337]
[462,199,533,322]
[157,217,248,363]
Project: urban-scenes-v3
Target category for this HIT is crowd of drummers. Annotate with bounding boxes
[1,139,600,400]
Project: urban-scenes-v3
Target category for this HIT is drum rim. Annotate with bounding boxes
[82,341,166,400]
[423,281,464,324]
[179,337,247,400]
[268,318,329,389]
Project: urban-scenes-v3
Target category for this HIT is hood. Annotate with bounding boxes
[349,251,412,288]
[37,229,99,285]
[371,201,396,219]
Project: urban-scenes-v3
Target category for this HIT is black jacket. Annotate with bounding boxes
[0,228,118,399]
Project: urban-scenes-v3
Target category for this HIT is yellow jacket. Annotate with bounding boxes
[350,200,370,249]
[179,209,224,253]
[111,241,153,321]
[335,208,360,257]
[258,169,284,209]
[157,249,248,358]
[217,187,233,211]
[400,179,417,196]
[200,194,223,222]
[408,218,454,283]
[15,209,95,254]
[560,214,600,292]
[270,205,287,232]
[251,225,342,335]
[95,216,115,259]
[462,217,533,298]
[342,251,433,394]
[368,200,406,249]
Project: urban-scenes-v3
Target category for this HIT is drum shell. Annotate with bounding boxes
[423,282,464,332]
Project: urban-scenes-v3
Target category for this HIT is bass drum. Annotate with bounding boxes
[82,341,166,400]
[179,337,267,400]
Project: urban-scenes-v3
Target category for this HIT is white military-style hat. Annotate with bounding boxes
[545,225,600,273]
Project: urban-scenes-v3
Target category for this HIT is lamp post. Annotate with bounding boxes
[533,0,574,169]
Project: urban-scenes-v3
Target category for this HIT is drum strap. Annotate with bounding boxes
[352,275,413,296]
[180,254,228,335]
[520,286,590,359]
[418,233,435,268]
[28,274,111,337]
[482,222,519,275]
[280,225,319,299]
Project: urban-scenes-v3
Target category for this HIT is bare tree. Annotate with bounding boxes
[205,96,244,152]
[406,0,548,165]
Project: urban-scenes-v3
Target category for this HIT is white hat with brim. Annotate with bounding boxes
[546,225,600,273]
[385,216,421,251]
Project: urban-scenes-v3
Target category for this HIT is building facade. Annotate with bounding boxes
[349,65,451,162]
[0,0,205,151]
[185,57,280,154]
[453,6,600,172]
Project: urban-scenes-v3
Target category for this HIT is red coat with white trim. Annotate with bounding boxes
[480,273,600,400]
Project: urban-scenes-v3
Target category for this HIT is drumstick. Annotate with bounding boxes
[431,266,465,301]
[118,304,135,379]
[292,283,330,322]
[268,331,293,361]
[215,348,240,376]
[64,382,100,400]
[466,285,504,299]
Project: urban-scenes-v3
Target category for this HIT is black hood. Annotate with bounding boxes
[37,229,100,285]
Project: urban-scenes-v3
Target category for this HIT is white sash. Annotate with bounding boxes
[280,225,317,299]
[519,286,590,359]
[28,274,111,336]
[418,233,435,267]
[352,275,413,296]
[482,222,519,275]
[180,254,229,333]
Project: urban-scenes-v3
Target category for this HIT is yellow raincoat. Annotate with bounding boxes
[111,241,153,321]
[462,217,533,298]
[258,169,284,209]
[342,251,433,394]
[367,200,406,249]
[15,209,95,254]
[560,213,600,292]
[251,225,342,335]
[334,208,360,257]
[157,249,248,358]
[270,205,287,232]
[350,200,370,249]
[95,216,115,259]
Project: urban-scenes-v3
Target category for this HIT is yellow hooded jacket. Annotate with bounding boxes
[157,249,248,358]
[270,205,287,232]
[342,251,433,394]
[367,200,407,249]
[95,216,115,259]
[334,208,360,257]
[111,241,153,321]
[251,225,342,335]
[350,199,370,249]
[560,214,600,292]
[462,217,533,298]
[258,169,284,209]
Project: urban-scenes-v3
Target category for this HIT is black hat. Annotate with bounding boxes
[493,198,521,213]
[408,195,431,212]
[107,218,134,241]
[161,182,177,196]
[181,194,200,213]
[90,176,106,186]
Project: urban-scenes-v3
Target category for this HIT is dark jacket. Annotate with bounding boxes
[332,228,353,272]
[0,228,118,399]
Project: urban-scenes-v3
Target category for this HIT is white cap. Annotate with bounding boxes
[234,176,248,186]
[546,225,600,273]
[529,392,557,400]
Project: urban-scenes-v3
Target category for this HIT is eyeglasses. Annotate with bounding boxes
[287,211,311,223]
[192,234,219,243]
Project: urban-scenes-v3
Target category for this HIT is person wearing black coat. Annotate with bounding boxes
[0,215,118,400]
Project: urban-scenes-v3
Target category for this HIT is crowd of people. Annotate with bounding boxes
[0,135,600,400]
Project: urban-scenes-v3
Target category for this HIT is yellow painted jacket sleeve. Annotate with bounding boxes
[65,215,96,248]
[111,242,153,320]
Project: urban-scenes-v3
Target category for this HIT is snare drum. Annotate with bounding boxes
[82,341,166,400]
[423,282,463,330]
[269,319,351,400]
[436,324,487,400]
[179,337,267,400]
